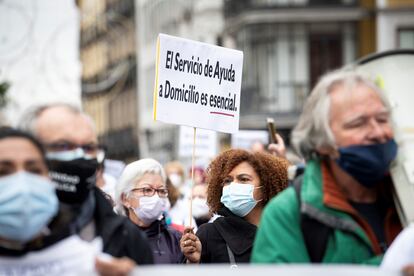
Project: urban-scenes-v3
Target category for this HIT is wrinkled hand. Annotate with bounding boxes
[180,226,201,264]
[95,256,136,276]
[268,133,286,158]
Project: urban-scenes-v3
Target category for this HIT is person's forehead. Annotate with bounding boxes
[167,168,182,174]
[251,141,264,150]
[135,173,165,186]
[0,138,43,163]
[229,161,256,176]
[329,84,385,118]
[36,107,97,144]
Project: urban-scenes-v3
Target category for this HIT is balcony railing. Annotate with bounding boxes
[224,0,357,17]
[240,82,308,116]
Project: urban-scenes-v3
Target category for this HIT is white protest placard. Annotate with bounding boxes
[231,130,269,150]
[153,34,243,134]
[179,126,218,158]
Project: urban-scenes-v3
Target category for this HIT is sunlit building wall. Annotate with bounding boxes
[79,0,139,162]
[377,0,414,51]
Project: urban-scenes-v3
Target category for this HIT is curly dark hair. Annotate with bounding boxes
[206,149,289,213]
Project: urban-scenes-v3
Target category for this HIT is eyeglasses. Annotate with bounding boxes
[131,187,169,198]
[44,142,105,155]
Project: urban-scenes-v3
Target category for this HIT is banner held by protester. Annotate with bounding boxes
[153,33,243,134]
[153,33,244,228]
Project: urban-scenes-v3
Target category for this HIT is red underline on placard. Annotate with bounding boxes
[210,111,234,117]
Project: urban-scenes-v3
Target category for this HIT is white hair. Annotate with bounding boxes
[114,158,166,216]
[291,69,391,160]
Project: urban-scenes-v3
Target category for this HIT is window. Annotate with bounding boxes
[237,22,356,116]
[398,28,414,49]
[239,24,309,114]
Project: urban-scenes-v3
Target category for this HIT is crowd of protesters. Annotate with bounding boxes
[0,69,412,275]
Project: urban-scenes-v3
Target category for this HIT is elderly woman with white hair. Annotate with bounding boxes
[115,158,184,264]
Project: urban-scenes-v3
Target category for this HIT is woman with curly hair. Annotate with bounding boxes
[180,149,289,264]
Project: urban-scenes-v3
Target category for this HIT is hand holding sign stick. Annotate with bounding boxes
[153,33,243,229]
[189,127,196,228]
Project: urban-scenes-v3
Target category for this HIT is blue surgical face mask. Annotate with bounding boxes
[336,139,398,188]
[0,172,59,242]
[220,182,262,217]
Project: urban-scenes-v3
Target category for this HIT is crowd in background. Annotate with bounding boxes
[1,69,413,275]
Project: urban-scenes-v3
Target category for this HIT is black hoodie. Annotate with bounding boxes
[196,207,257,263]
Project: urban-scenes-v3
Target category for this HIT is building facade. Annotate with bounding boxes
[135,0,389,161]
[135,0,224,164]
[79,0,414,163]
[376,0,414,51]
[224,0,378,142]
[79,0,139,162]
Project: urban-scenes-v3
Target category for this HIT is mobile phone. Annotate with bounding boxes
[267,118,277,144]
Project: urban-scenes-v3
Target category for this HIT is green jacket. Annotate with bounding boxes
[251,159,397,265]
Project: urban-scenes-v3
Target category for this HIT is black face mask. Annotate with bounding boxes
[47,158,98,204]
[336,139,398,188]
[195,217,210,227]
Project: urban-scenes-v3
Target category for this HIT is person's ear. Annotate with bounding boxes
[316,145,339,159]
[121,193,131,209]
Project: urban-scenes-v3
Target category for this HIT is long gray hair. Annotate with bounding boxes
[291,69,390,160]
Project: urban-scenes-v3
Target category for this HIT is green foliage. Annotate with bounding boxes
[0,82,9,108]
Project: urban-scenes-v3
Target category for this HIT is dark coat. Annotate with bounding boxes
[196,207,257,264]
[0,188,154,265]
[140,218,184,264]
[93,188,153,265]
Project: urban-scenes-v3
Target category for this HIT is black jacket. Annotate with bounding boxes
[196,207,257,263]
[140,218,183,264]
[93,188,153,265]
[0,189,154,265]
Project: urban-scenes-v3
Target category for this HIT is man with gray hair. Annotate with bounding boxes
[19,104,153,269]
[251,70,402,264]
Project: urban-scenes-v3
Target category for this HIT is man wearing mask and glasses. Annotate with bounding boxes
[19,104,153,271]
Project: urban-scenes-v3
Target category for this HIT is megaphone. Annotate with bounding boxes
[354,49,414,226]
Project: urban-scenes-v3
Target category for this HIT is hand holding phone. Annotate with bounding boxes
[267,118,277,144]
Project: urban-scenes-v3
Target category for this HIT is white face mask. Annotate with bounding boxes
[132,195,168,225]
[168,173,183,187]
[192,197,209,218]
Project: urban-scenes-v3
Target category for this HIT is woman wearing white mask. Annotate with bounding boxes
[115,158,184,264]
[191,184,213,227]
[165,161,186,190]
[180,149,289,264]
